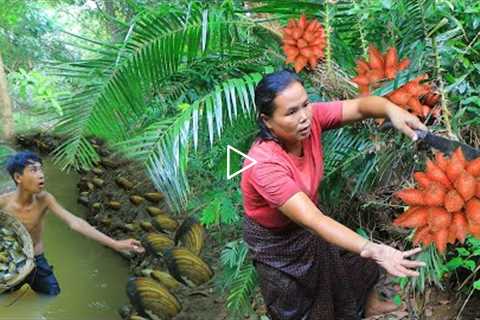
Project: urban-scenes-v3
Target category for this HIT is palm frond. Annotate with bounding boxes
[394,0,430,46]
[221,240,250,275]
[244,0,323,16]
[328,1,368,67]
[221,240,257,316]
[127,71,264,212]
[226,262,257,315]
[320,124,418,206]
[322,127,372,178]
[48,5,269,173]
[208,114,258,180]
[51,136,100,171]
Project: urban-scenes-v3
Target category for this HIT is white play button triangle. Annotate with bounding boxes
[227,145,257,180]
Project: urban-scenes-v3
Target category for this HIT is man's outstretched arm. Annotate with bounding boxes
[44,192,144,253]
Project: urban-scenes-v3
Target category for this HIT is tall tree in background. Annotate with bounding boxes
[0,51,13,141]
[95,0,124,42]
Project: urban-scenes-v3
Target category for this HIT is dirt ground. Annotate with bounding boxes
[363,282,480,320]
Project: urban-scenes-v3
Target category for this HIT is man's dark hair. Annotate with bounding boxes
[6,151,43,183]
[254,69,304,141]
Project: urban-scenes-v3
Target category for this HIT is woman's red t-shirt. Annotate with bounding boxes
[240,101,343,229]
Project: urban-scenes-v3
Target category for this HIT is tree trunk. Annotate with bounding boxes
[0,51,14,142]
[103,0,121,42]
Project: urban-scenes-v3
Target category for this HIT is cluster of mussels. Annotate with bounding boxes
[0,227,28,284]
[74,138,213,320]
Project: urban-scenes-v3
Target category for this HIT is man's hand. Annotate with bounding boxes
[113,239,145,254]
[361,243,425,277]
[387,104,428,141]
[46,193,145,254]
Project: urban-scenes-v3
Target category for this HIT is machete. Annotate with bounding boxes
[414,129,480,161]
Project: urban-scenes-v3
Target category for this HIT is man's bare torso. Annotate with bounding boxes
[0,191,49,255]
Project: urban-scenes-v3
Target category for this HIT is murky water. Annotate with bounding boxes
[0,159,129,320]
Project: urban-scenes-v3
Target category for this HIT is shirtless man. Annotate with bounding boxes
[0,151,144,296]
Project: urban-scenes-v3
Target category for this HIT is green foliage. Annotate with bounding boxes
[392,293,402,306]
[0,0,29,27]
[220,240,257,317]
[184,110,258,317]
[8,68,65,115]
[356,227,369,239]
[0,144,14,168]
[445,237,480,290]
[409,245,447,293]
[320,126,373,200]
[187,118,253,241]
[0,1,69,68]
[47,2,278,212]
[200,193,240,227]
[403,236,480,303]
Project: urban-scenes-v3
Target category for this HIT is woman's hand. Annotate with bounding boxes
[386,103,428,141]
[113,239,145,254]
[360,242,425,277]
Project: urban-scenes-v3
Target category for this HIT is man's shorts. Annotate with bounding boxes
[10,254,61,296]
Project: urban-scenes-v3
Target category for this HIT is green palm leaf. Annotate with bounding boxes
[221,240,257,316]
[47,3,279,209]
[47,4,274,172]
[126,72,264,212]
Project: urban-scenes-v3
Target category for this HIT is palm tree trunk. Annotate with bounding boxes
[0,51,14,141]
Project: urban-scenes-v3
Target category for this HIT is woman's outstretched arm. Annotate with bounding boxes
[341,96,428,140]
[279,191,425,277]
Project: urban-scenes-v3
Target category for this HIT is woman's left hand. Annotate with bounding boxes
[361,243,425,277]
[387,103,428,141]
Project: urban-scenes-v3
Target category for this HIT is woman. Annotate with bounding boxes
[240,70,426,320]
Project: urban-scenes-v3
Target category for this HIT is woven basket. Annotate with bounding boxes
[0,210,35,294]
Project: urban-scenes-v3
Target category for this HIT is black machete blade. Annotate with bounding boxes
[415,129,480,160]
